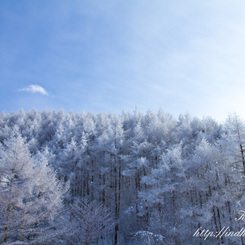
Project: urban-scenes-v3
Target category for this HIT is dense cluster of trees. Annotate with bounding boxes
[0,109,245,244]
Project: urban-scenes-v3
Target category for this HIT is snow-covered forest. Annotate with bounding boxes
[1,109,245,245]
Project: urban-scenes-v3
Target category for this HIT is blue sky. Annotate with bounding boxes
[1,0,245,122]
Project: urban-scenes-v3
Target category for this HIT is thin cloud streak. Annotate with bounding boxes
[19,84,49,96]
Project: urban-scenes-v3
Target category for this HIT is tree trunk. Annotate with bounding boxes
[4,202,11,243]
[114,165,118,245]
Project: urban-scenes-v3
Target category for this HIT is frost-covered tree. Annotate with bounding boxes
[0,131,68,244]
[64,200,115,245]
[139,143,185,244]
[221,114,245,174]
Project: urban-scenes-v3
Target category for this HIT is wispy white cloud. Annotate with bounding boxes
[19,84,48,96]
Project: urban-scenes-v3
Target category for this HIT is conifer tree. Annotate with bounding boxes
[0,130,68,244]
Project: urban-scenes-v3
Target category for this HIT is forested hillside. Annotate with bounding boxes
[1,109,245,244]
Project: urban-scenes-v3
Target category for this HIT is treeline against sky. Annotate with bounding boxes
[1,109,245,244]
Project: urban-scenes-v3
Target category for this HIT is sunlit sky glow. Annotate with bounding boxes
[1,0,245,122]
